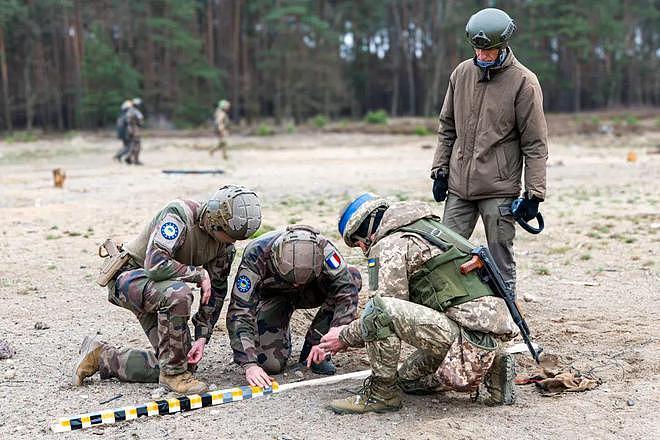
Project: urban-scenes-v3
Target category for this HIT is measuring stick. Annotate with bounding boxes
[51,369,371,433]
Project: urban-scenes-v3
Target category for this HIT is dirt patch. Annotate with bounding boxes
[0,129,658,439]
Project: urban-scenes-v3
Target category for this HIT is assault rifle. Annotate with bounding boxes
[460,245,541,364]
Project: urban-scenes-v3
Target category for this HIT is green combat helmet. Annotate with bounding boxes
[338,194,389,248]
[271,225,323,285]
[206,185,262,239]
[218,99,230,110]
[466,8,516,50]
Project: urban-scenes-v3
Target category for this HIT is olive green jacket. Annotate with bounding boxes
[431,49,548,201]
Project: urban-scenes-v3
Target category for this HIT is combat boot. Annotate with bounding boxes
[329,376,402,414]
[159,371,208,394]
[72,336,104,386]
[298,341,336,376]
[397,376,441,395]
[484,351,516,405]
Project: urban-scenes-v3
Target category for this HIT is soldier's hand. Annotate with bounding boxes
[318,325,348,355]
[305,345,328,368]
[245,365,273,388]
[432,174,448,202]
[187,338,207,364]
[198,269,212,305]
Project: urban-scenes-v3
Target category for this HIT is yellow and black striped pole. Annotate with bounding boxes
[51,382,280,433]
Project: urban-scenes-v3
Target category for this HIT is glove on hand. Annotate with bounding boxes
[432,174,449,202]
[512,193,540,222]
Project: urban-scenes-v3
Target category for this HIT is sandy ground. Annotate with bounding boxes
[0,129,658,439]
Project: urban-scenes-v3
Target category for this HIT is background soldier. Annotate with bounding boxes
[210,99,231,159]
[227,225,362,388]
[319,193,518,414]
[430,8,548,291]
[112,100,133,163]
[73,185,262,394]
[125,97,145,165]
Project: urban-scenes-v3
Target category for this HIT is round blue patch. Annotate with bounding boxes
[236,275,252,293]
[160,222,179,240]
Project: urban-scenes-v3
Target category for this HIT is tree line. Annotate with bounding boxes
[0,0,657,131]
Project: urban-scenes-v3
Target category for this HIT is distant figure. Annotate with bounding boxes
[210,100,231,159]
[125,98,145,165]
[113,100,133,163]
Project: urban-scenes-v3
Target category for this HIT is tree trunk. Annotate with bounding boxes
[0,27,12,131]
[389,4,401,117]
[206,0,214,66]
[232,0,241,120]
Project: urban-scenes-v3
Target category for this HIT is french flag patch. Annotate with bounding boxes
[325,252,342,270]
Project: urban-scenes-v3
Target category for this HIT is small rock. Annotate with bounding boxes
[80,394,89,399]
[522,293,539,303]
[151,387,166,400]
[627,399,636,407]
[0,339,16,359]
[34,321,50,330]
[293,370,304,379]
[208,383,217,391]
[431,398,439,403]
[4,369,16,379]
[210,410,220,416]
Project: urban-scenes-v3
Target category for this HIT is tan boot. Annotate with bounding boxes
[72,336,103,386]
[329,376,402,414]
[159,371,208,394]
[484,351,517,405]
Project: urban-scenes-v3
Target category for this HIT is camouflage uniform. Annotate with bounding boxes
[101,199,234,382]
[227,229,361,373]
[210,107,229,159]
[339,201,517,393]
[125,106,144,165]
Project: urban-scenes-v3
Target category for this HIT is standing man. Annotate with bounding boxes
[73,185,262,394]
[113,100,132,163]
[210,99,231,159]
[430,8,548,290]
[226,225,362,388]
[319,194,518,414]
[125,97,145,165]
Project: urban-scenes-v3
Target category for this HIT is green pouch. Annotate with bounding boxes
[409,246,492,312]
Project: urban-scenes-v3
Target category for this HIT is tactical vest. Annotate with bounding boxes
[396,217,493,311]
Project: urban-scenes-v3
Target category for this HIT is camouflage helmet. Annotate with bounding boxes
[206,185,262,239]
[218,99,230,110]
[466,8,516,50]
[132,97,142,107]
[338,193,389,247]
[271,225,323,285]
[121,100,133,110]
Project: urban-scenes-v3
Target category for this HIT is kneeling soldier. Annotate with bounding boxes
[227,225,362,388]
[73,185,262,394]
[320,194,519,414]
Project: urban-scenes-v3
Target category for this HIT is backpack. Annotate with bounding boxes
[116,111,128,140]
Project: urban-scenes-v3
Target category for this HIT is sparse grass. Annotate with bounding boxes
[364,109,388,125]
[642,260,655,267]
[593,225,610,234]
[624,237,636,243]
[414,125,432,136]
[66,231,82,237]
[312,114,329,129]
[47,265,57,270]
[251,224,275,239]
[535,266,551,276]
[586,231,601,239]
[46,234,60,240]
[580,254,592,261]
[547,246,571,255]
[4,131,39,143]
[257,124,275,136]
[288,217,302,223]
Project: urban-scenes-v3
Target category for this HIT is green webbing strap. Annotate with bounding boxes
[396,217,474,254]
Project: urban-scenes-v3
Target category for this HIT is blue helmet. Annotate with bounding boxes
[338,193,389,247]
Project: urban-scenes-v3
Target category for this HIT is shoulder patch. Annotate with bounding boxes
[236,275,252,293]
[323,243,346,276]
[160,222,180,240]
[368,257,379,291]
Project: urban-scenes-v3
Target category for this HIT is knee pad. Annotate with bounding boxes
[360,295,393,341]
[259,354,286,374]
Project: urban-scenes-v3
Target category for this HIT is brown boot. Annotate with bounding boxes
[484,351,517,405]
[72,336,104,386]
[329,376,402,414]
[159,371,208,394]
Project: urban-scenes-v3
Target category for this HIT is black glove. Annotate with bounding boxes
[511,193,540,222]
[432,173,449,202]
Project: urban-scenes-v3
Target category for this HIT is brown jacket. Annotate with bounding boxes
[431,49,548,201]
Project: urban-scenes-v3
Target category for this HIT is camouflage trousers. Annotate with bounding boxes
[209,136,228,159]
[364,297,458,386]
[443,193,517,290]
[255,267,361,374]
[102,268,194,382]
